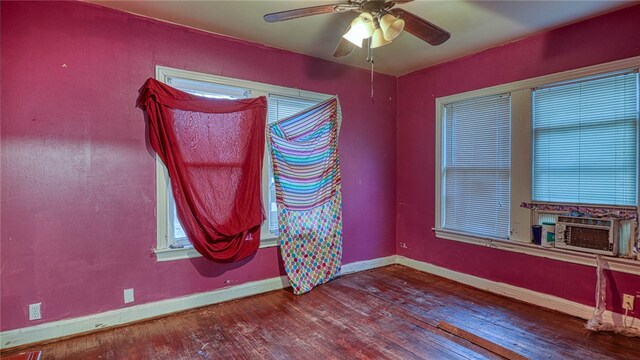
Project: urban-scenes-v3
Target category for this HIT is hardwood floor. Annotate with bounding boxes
[3,265,639,359]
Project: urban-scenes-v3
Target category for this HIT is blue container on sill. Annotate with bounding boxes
[532,225,542,245]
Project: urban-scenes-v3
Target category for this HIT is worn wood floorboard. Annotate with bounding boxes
[386,266,639,359]
[2,265,639,359]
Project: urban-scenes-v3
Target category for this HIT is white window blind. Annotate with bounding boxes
[532,71,639,206]
[267,95,321,235]
[443,94,511,239]
[268,95,320,123]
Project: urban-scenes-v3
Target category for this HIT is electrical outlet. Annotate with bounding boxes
[622,294,634,311]
[124,288,134,304]
[29,303,41,320]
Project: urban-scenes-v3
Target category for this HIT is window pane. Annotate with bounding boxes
[532,72,638,206]
[167,77,250,99]
[168,190,190,248]
[443,94,511,239]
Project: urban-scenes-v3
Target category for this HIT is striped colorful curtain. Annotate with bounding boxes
[268,98,343,294]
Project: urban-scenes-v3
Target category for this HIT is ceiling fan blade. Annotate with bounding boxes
[333,37,356,57]
[390,9,450,46]
[264,3,347,23]
[393,0,414,3]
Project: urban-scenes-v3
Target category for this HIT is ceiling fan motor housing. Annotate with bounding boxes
[339,0,396,16]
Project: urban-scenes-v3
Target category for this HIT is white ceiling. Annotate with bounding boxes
[88,0,635,76]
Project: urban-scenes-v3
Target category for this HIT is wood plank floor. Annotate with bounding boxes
[3,265,639,359]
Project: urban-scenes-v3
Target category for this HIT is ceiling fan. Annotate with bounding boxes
[264,0,450,58]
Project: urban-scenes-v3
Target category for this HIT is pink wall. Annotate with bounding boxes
[0,1,397,331]
[2,0,639,336]
[397,5,640,315]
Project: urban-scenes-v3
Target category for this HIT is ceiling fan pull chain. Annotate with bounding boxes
[366,37,375,103]
[371,58,375,103]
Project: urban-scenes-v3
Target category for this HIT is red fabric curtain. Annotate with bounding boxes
[137,78,266,262]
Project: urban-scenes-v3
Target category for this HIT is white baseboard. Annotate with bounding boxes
[396,256,640,331]
[0,276,290,350]
[0,256,395,350]
[3,254,636,350]
[340,255,397,275]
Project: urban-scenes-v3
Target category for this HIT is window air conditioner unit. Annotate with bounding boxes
[555,216,618,256]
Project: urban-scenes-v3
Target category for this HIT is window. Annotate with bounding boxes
[154,66,329,261]
[442,94,511,239]
[435,58,639,263]
[164,78,251,250]
[532,72,638,206]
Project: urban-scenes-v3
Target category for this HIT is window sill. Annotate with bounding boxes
[154,235,280,262]
[433,228,640,276]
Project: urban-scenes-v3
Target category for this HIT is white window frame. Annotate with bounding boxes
[153,66,331,261]
[434,56,640,275]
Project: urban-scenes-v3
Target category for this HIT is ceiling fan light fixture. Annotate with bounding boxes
[343,31,363,47]
[342,12,374,47]
[379,13,404,41]
[371,28,391,48]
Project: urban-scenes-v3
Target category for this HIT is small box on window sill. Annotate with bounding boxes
[541,222,555,247]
